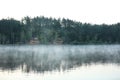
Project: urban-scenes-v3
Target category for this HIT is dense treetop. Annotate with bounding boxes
[0,16,120,44]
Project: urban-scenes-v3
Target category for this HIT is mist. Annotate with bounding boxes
[0,45,120,73]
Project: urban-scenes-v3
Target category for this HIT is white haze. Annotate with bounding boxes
[0,0,120,24]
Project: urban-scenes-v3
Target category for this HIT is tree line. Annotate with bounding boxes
[0,16,120,44]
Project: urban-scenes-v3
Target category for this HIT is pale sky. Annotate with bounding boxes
[0,0,120,24]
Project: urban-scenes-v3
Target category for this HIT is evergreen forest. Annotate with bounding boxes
[0,16,120,44]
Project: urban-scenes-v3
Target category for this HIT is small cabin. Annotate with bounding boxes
[29,37,40,44]
[53,38,63,44]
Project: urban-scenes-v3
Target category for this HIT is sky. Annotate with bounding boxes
[0,0,120,24]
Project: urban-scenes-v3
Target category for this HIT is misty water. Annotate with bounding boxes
[0,45,120,80]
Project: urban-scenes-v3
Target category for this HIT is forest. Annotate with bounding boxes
[0,16,120,44]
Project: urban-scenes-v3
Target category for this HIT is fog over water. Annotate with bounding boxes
[0,45,120,73]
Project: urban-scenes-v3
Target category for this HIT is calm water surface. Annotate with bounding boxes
[0,45,120,80]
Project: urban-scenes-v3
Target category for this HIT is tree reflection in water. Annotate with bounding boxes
[0,45,120,73]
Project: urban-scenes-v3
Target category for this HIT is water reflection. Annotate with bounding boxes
[0,45,120,73]
[1,64,120,80]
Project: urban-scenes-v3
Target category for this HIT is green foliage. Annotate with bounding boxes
[0,18,22,44]
[0,16,120,44]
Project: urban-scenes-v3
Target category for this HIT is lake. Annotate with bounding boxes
[0,45,120,80]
